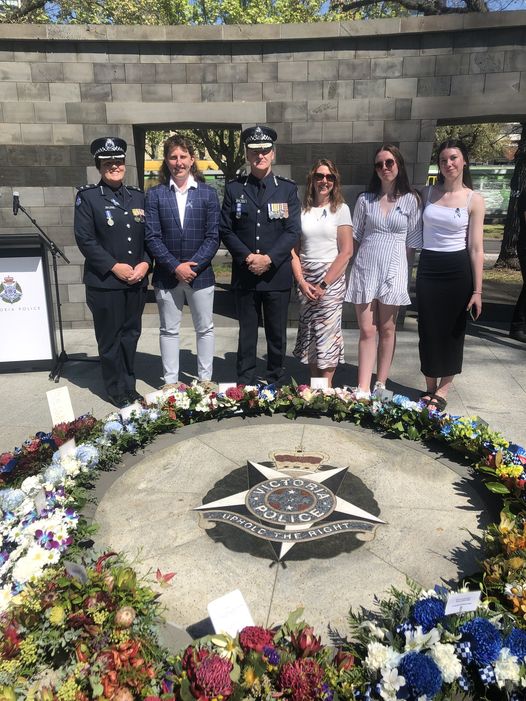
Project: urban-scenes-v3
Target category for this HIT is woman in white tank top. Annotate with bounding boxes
[416,139,485,411]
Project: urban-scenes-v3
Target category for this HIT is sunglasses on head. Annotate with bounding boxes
[375,158,395,171]
[314,173,336,182]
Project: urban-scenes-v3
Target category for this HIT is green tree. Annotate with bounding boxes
[145,130,171,160]
[330,1,490,14]
[432,123,515,163]
[179,128,245,181]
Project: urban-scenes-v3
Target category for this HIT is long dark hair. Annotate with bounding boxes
[436,139,473,189]
[366,144,415,198]
[303,159,345,213]
[158,134,204,185]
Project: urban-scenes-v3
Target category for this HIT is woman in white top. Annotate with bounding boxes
[292,159,353,387]
[345,144,422,399]
[416,139,485,411]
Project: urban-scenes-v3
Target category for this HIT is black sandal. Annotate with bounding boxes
[425,393,447,411]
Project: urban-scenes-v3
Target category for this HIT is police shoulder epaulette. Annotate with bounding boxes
[76,184,97,192]
[126,185,143,192]
[275,175,295,184]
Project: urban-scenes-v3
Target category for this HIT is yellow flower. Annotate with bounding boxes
[0,686,17,701]
[48,604,66,626]
[243,666,257,687]
[19,636,38,665]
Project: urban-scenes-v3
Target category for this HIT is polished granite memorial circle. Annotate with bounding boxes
[93,419,493,638]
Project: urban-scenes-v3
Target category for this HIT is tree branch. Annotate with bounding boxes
[330,0,488,14]
[1,0,47,21]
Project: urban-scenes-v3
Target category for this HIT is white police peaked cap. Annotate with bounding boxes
[242,125,277,149]
[90,137,127,159]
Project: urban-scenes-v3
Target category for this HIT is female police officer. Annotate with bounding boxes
[74,137,150,408]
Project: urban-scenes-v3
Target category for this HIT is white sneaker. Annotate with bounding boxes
[352,387,371,401]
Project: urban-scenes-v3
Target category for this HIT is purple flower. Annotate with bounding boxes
[460,617,502,666]
[263,646,280,665]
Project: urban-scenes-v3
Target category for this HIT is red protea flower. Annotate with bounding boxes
[182,646,210,675]
[290,626,322,657]
[278,657,325,701]
[190,654,233,701]
[225,386,244,401]
[239,625,274,653]
[334,649,355,672]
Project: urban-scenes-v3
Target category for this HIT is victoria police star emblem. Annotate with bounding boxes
[195,451,384,560]
[0,275,22,304]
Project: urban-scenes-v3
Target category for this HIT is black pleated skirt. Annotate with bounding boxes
[416,248,472,378]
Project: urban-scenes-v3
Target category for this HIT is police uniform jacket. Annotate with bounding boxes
[220,172,301,291]
[74,181,150,290]
[144,181,220,291]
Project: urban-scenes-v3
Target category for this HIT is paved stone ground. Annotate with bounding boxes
[1,294,524,452]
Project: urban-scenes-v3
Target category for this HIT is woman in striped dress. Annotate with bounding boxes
[292,160,353,387]
[345,145,422,399]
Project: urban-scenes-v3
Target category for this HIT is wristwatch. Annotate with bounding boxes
[319,280,328,290]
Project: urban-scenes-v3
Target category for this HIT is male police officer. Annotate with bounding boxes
[220,126,301,385]
[74,137,150,408]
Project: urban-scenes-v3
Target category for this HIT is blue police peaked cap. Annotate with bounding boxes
[90,137,127,160]
[242,125,277,149]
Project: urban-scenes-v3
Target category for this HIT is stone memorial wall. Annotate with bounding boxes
[0,11,524,327]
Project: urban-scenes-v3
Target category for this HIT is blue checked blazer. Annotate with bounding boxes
[145,181,220,290]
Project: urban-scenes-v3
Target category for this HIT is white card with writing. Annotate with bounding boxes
[120,403,142,421]
[218,383,237,394]
[310,377,329,389]
[445,590,481,615]
[46,386,75,426]
[59,438,76,457]
[208,589,254,637]
[145,389,165,405]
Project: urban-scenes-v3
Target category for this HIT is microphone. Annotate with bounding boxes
[13,191,20,216]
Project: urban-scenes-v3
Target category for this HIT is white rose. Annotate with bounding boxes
[494,648,521,688]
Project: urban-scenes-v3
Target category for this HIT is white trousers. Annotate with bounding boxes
[155,283,215,383]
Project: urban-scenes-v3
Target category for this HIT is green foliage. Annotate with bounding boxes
[433,123,515,163]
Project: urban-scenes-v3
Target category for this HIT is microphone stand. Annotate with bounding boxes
[14,198,98,382]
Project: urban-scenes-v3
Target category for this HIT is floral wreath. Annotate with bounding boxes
[1,383,526,700]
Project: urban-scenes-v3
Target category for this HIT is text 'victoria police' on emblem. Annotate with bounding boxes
[195,450,385,560]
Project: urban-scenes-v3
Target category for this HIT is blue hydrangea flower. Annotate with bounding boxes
[0,488,26,512]
[398,651,442,699]
[392,394,414,408]
[505,628,526,661]
[124,423,138,434]
[440,424,452,437]
[103,420,124,435]
[411,597,446,633]
[43,463,66,486]
[460,617,502,666]
[75,444,99,468]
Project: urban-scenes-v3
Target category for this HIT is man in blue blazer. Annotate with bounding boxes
[145,134,220,386]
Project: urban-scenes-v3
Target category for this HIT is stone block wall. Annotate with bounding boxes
[0,11,524,327]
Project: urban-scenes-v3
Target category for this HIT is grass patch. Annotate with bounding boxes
[484,268,522,283]
[484,224,504,239]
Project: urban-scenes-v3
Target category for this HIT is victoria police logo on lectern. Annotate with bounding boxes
[195,450,384,560]
[0,276,23,304]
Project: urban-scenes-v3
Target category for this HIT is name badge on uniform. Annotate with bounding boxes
[268,203,289,220]
[235,195,246,220]
[105,209,114,227]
